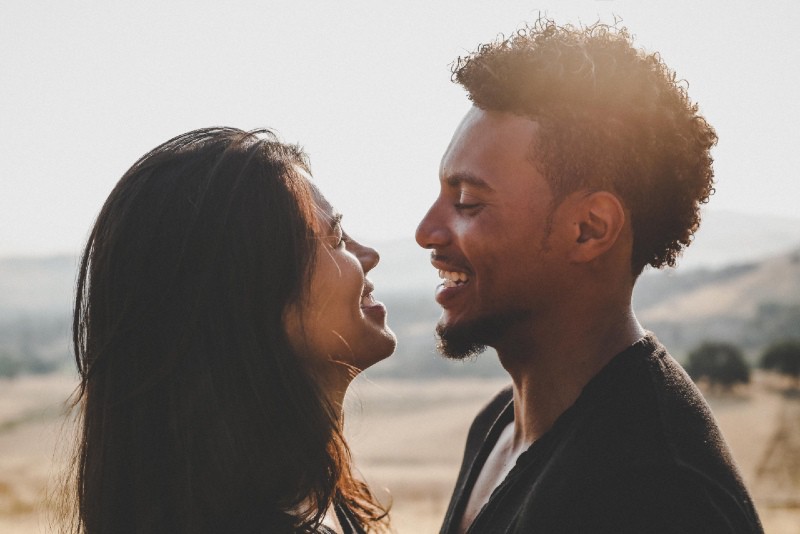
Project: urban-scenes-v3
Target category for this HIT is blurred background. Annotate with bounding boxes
[2,1,799,532]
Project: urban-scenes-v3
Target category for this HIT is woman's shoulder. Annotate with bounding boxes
[334,501,368,534]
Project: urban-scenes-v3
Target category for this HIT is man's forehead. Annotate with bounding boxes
[453,107,539,143]
[439,107,540,185]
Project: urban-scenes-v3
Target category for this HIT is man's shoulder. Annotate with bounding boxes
[571,335,739,469]
[604,335,731,460]
[463,385,513,451]
[509,335,763,532]
[585,334,714,433]
[513,457,763,533]
[451,386,513,481]
[473,385,513,427]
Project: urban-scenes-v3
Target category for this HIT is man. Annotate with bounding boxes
[415,20,763,534]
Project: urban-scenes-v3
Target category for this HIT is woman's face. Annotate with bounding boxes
[285,173,396,374]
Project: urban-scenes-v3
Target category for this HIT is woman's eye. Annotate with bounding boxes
[333,224,345,248]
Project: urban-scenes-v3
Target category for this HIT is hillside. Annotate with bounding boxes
[637,252,800,322]
[634,248,800,357]
[0,209,798,377]
[367,209,800,297]
[0,256,76,318]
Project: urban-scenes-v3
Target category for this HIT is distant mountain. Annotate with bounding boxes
[0,209,797,377]
[371,245,800,377]
[1,209,797,313]
[367,209,800,297]
[0,256,77,373]
[368,209,800,371]
[670,209,800,270]
[636,251,800,322]
[634,247,800,358]
[0,256,76,319]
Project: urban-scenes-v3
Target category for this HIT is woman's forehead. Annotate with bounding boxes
[294,164,338,224]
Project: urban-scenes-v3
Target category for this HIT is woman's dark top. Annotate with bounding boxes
[314,502,366,534]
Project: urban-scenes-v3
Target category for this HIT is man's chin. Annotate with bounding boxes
[436,323,487,360]
[435,314,510,361]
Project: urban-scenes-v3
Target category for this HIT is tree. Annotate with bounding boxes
[684,341,750,391]
[0,351,21,379]
[748,303,800,346]
[760,340,800,385]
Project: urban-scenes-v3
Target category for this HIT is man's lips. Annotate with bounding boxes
[438,269,470,287]
[430,255,472,288]
[430,258,472,306]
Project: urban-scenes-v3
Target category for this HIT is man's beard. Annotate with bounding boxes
[435,313,513,360]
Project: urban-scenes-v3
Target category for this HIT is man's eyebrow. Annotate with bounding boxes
[444,172,495,192]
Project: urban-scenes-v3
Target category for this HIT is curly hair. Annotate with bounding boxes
[452,18,718,274]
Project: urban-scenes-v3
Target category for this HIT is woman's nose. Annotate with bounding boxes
[347,238,380,273]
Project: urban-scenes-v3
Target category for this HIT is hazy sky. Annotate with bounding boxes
[3,0,799,256]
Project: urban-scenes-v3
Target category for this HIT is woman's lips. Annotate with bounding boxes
[362,301,387,321]
[361,289,387,321]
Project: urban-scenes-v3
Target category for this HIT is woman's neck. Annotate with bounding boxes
[321,502,344,532]
[317,360,358,424]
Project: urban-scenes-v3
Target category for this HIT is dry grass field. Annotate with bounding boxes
[0,373,798,533]
[0,374,76,534]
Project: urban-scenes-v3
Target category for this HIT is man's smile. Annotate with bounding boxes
[438,269,470,287]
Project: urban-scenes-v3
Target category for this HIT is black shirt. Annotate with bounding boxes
[315,502,366,534]
[441,335,763,534]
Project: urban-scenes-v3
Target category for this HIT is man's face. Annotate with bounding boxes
[415,107,567,358]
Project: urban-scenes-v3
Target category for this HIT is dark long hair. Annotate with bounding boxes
[66,128,387,533]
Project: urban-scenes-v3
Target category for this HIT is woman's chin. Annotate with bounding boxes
[354,328,398,372]
[377,326,398,359]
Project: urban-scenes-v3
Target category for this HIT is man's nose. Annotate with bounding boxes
[415,201,450,250]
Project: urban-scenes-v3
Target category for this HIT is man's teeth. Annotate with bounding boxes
[438,269,469,288]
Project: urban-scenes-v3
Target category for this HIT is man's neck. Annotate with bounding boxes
[496,305,645,451]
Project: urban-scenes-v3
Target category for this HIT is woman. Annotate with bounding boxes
[65,127,396,533]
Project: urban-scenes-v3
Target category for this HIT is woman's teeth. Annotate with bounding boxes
[438,269,469,288]
[360,293,376,307]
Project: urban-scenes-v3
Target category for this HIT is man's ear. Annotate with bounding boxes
[567,191,626,263]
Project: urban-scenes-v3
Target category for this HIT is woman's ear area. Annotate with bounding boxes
[282,303,302,352]
[562,190,627,264]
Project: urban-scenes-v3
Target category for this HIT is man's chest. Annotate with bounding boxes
[459,421,521,533]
